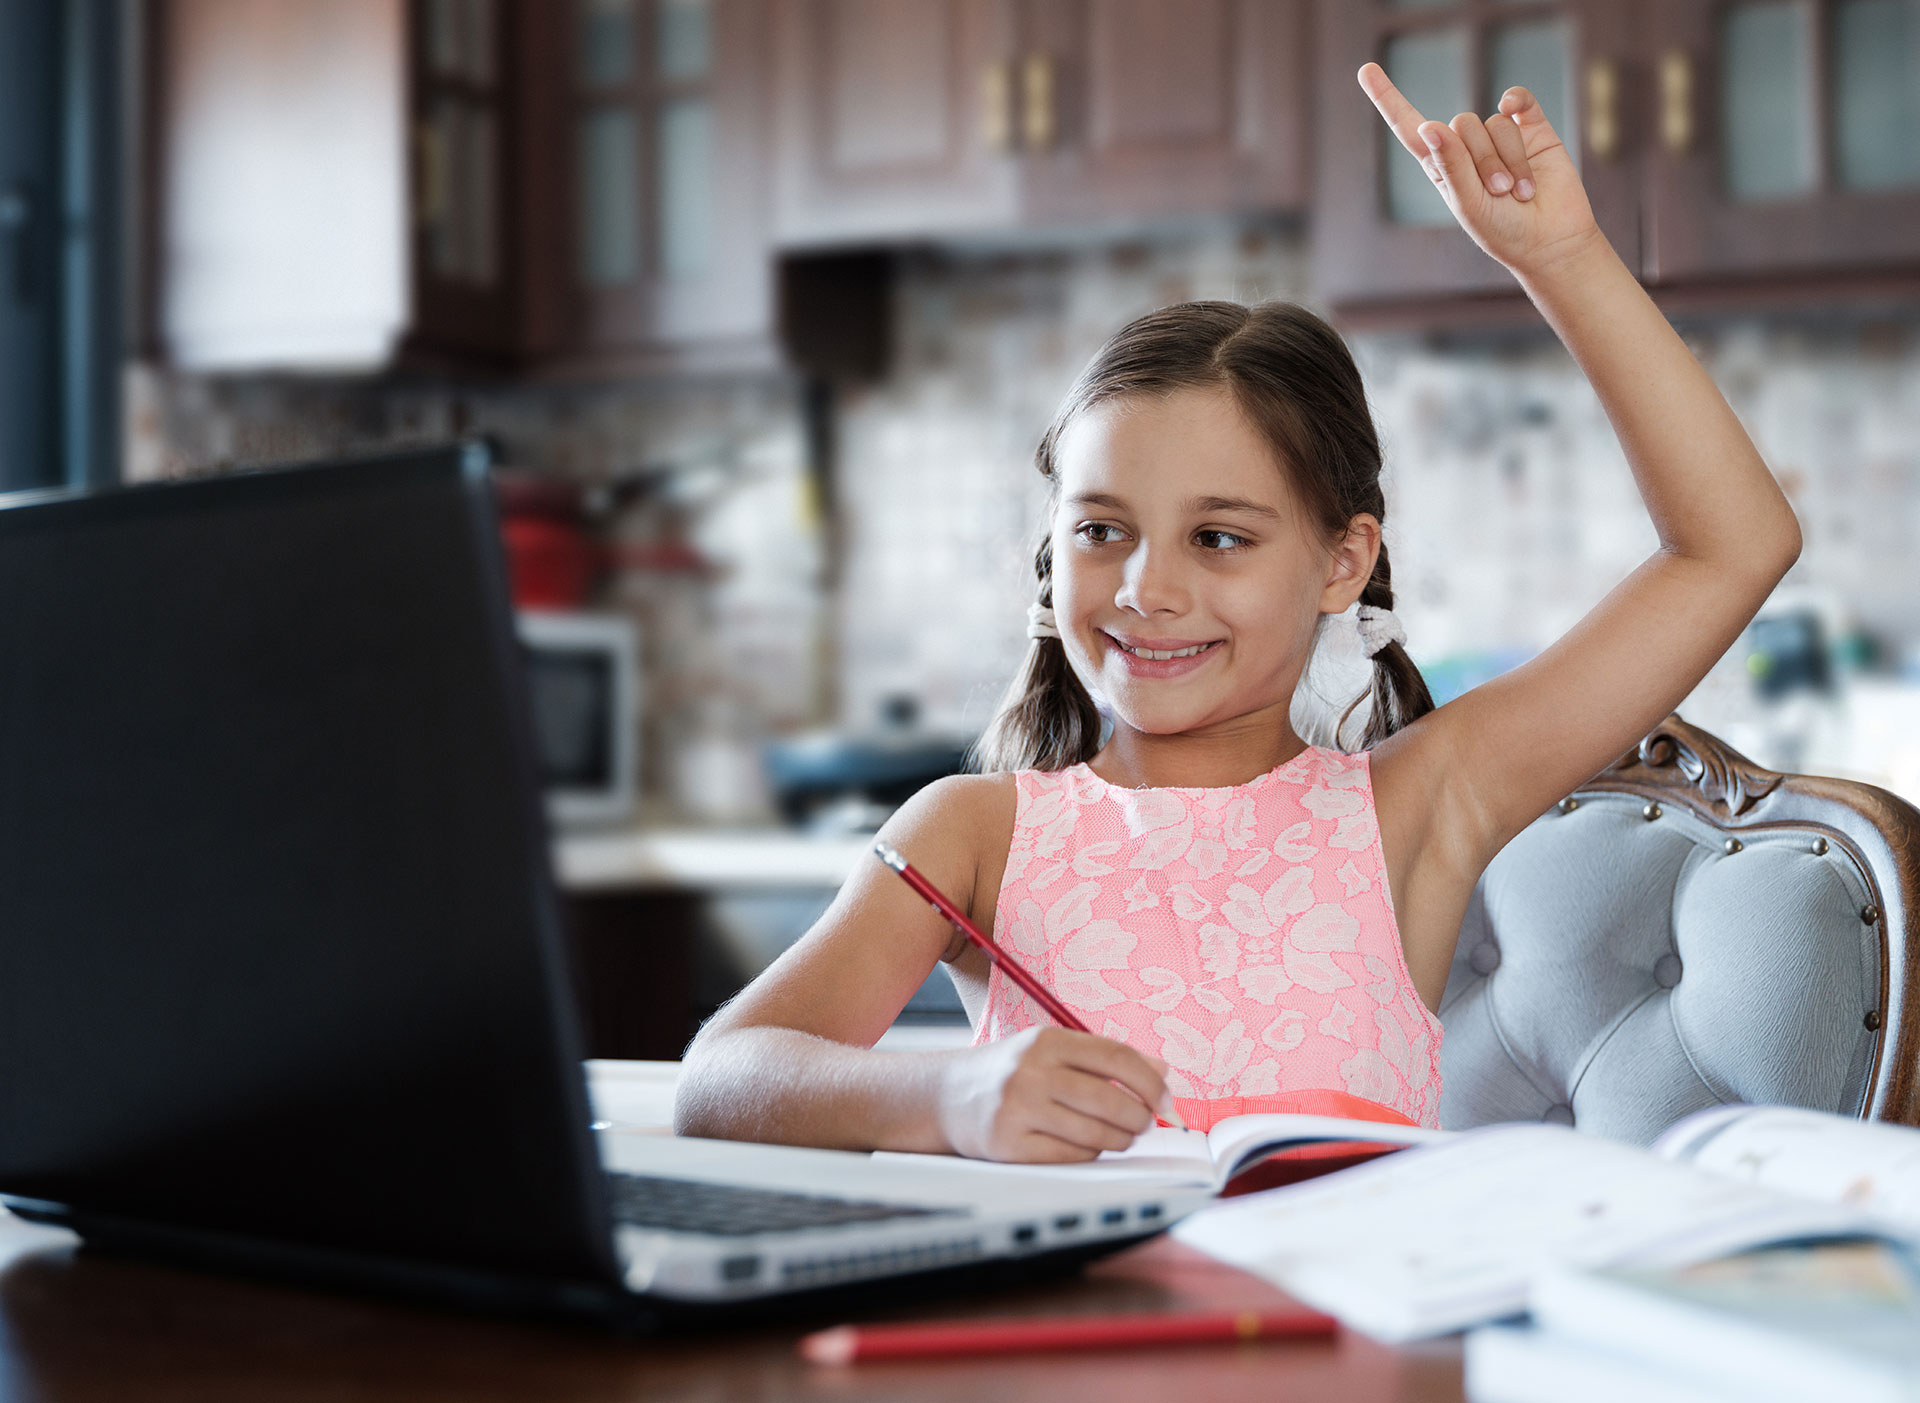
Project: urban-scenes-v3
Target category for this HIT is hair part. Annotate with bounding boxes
[975,300,1433,774]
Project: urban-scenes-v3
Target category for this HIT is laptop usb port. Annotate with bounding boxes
[1012,1224,1038,1245]
[1100,1208,1126,1226]
[720,1255,761,1282]
[1052,1214,1081,1232]
[1138,1203,1163,1221]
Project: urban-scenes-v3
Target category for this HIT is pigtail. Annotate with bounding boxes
[1358,543,1434,749]
[972,536,1102,773]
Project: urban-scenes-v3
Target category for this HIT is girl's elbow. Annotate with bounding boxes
[1768,506,1803,582]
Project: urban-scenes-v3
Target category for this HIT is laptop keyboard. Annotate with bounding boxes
[605,1171,967,1237]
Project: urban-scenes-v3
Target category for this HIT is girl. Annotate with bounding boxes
[674,67,1801,1161]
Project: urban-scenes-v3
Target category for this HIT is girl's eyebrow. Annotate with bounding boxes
[1187,494,1281,520]
[1065,491,1281,521]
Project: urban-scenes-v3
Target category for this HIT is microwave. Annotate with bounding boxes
[515,610,640,828]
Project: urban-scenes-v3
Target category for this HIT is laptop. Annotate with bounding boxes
[0,445,1202,1327]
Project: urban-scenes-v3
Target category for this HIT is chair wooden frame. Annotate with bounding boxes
[1565,714,1920,1127]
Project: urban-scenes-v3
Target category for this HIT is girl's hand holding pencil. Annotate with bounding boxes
[1358,62,1604,279]
[939,1026,1174,1165]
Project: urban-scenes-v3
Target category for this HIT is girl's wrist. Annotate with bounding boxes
[1508,225,1617,296]
[925,1047,973,1156]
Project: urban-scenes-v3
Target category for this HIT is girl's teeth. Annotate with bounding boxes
[1124,642,1208,660]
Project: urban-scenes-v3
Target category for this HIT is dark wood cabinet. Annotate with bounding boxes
[408,0,777,373]
[771,0,1023,247]
[554,0,775,369]
[1312,0,1920,315]
[406,0,553,365]
[1642,0,1920,285]
[1018,0,1311,227]
[771,0,1312,247]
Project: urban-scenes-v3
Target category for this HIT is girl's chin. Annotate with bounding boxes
[1097,699,1215,736]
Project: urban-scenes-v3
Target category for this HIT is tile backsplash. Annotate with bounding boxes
[134,220,1920,812]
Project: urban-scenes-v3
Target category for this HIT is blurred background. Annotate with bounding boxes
[5,0,1919,1051]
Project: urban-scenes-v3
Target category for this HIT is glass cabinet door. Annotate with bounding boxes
[409,0,520,356]
[569,0,770,355]
[1645,0,1920,281]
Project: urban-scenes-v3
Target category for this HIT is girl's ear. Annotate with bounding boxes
[1320,514,1382,613]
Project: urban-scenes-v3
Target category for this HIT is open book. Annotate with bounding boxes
[874,1112,1444,1192]
[1088,1113,1443,1190]
[1172,1104,1920,1343]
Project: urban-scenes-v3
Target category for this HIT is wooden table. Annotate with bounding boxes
[0,1063,1468,1401]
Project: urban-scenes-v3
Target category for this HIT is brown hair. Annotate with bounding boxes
[975,300,1433,773]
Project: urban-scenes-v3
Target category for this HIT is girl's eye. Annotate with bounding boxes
[1196,529,1251,551]
[1076,522,1125,545]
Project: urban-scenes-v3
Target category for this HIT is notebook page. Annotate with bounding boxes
[1657,1105,1920,1235]
[1172,1123,1872,1341]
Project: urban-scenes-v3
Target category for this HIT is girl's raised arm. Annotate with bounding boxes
[1354,65,1801,909]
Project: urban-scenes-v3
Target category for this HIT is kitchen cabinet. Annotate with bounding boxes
[411,0,775,371]
[406,0,537,363]
[770,0,1022,246]
[556,0,775,369]
[770,0,1312,248]
[1018,0,1312,227]
[1312,0,1920,314]
[1642,0,1920,283]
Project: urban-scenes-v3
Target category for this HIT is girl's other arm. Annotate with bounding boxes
[1356,66,1801,949]
[672,773,1172,1161]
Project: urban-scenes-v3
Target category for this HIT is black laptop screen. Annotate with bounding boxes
[0,448,618,1288]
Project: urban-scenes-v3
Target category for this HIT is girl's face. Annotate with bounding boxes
[1049,385,1374,742]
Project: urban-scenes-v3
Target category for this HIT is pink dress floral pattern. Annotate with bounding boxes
[971,747,1444,1130]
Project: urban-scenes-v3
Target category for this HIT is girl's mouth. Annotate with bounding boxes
[1103,633,1223,677]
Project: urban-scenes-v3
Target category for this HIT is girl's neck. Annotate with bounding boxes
[1088,720,1310,791]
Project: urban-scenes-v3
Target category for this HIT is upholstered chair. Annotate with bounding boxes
[1438,714,1920,1145]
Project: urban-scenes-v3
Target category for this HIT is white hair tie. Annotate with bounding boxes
[1355,604,1406,657]
[1026,603,1060,641]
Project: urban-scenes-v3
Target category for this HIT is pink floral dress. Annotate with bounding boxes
[970,746,1444,1131]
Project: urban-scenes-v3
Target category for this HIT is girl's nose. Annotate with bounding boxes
[1115,543,1188,616]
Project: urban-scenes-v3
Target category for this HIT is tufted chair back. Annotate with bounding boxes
[1438,715,1920,1145]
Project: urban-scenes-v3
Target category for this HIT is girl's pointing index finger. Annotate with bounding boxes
[1357,62,1436,165]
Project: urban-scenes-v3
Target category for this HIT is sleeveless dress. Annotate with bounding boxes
[970,745,1444,1132]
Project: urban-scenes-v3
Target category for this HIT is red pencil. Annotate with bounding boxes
[872,840,1188,1131]
[799,1307,1339,1363]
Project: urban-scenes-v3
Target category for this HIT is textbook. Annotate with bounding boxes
[1467,1239,1920,1403]
[1171,1104,1920,1342]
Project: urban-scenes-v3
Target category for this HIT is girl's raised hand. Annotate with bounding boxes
[1357,62,1602,278]
[938,1026,1175,1163]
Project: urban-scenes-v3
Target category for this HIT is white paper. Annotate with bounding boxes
[1172,1124,1872,1341]
[1659,1105,1920,1236]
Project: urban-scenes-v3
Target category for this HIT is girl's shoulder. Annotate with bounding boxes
[888,772,1020,936]
[907,770,1019,832]
[886,770,1018,866]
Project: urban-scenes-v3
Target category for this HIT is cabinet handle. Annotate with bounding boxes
[413,120,449,226]
[1659,49,1694,155]
[981,59,1013,152]
[1021,52,1055,150]
[1585,57,1619,161]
